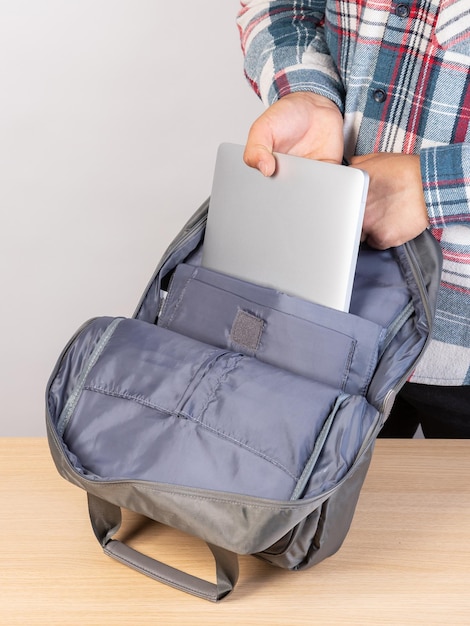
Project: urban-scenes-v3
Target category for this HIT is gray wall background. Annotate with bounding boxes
[1,0,262,435]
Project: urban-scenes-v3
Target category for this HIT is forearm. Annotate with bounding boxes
[237,0,344,109]
[420,144,470,227]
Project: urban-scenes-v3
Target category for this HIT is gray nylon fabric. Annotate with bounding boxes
[158,263,385,394]
[87,493,239,601]
[45,205,442,598]
[54,317,377,502]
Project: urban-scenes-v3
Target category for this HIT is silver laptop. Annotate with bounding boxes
[202,143,368,312]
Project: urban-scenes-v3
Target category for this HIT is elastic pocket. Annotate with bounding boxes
[158,263,383,395]
[52,317,366,502]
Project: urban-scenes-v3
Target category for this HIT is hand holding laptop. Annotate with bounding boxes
[202,143,369,312]
[243,92,344,176]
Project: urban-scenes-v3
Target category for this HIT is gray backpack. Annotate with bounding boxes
[46,200,442,601]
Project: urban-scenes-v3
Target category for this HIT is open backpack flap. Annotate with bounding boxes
[46,199,442,601]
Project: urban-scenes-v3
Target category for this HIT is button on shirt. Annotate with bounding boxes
[238,0,470,385]
[372,89,387,103]
[396,3,410,18]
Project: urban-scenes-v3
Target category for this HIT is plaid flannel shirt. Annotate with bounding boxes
[238,0,470,385]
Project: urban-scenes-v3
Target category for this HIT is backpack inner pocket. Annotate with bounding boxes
[55,318,377,501]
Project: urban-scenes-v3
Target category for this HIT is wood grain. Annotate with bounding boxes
[1,438,469,625]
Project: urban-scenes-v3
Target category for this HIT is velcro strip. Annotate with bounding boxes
[230,309,264,353]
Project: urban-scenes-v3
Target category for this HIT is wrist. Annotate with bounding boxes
[282,90,341,113]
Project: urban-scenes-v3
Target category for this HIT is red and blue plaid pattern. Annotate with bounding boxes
[238,0,470,384]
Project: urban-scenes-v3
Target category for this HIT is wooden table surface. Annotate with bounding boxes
[1,438,469,625]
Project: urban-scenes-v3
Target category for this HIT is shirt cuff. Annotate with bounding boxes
[264,67,345,113]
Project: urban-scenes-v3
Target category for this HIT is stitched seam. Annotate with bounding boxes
[290,392,349,500]
[83,385,174,416]
[340,340,356,391]
[83,379,299,481]
[57,318,124,437]
[194,354,243,421]
[178,408,299,481]
[133,484,316,510]
[173,268,365,341]
[173,350,230,416]
[187,353,299,481]
[359,328,387,396]
[159,268,197,328]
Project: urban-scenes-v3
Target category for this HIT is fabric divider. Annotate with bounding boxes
[158,263,385,395]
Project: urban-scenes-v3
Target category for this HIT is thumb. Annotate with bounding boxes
[243,121,277,176]
[244,144,276,176]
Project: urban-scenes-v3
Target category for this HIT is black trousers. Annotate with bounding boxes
[379,382,470,438]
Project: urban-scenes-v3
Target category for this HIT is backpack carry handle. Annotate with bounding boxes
[87,493,239,602]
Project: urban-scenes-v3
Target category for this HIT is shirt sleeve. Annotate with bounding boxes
[420,144,470,227]
[237,0,345,111]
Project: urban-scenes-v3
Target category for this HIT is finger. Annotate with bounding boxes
[244,116,278,176]
[243,141,276,176]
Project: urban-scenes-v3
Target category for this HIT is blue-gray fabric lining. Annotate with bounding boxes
[158,263,384,395]
[57,318,376,501]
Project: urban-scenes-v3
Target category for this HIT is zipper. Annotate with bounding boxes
[290,393,349,501]
[378,240,436,416]
[56,318,124,438]
[164,203,208,263]
[402,241,434,330]
[378,301,414,359]
[133,201,208,320]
